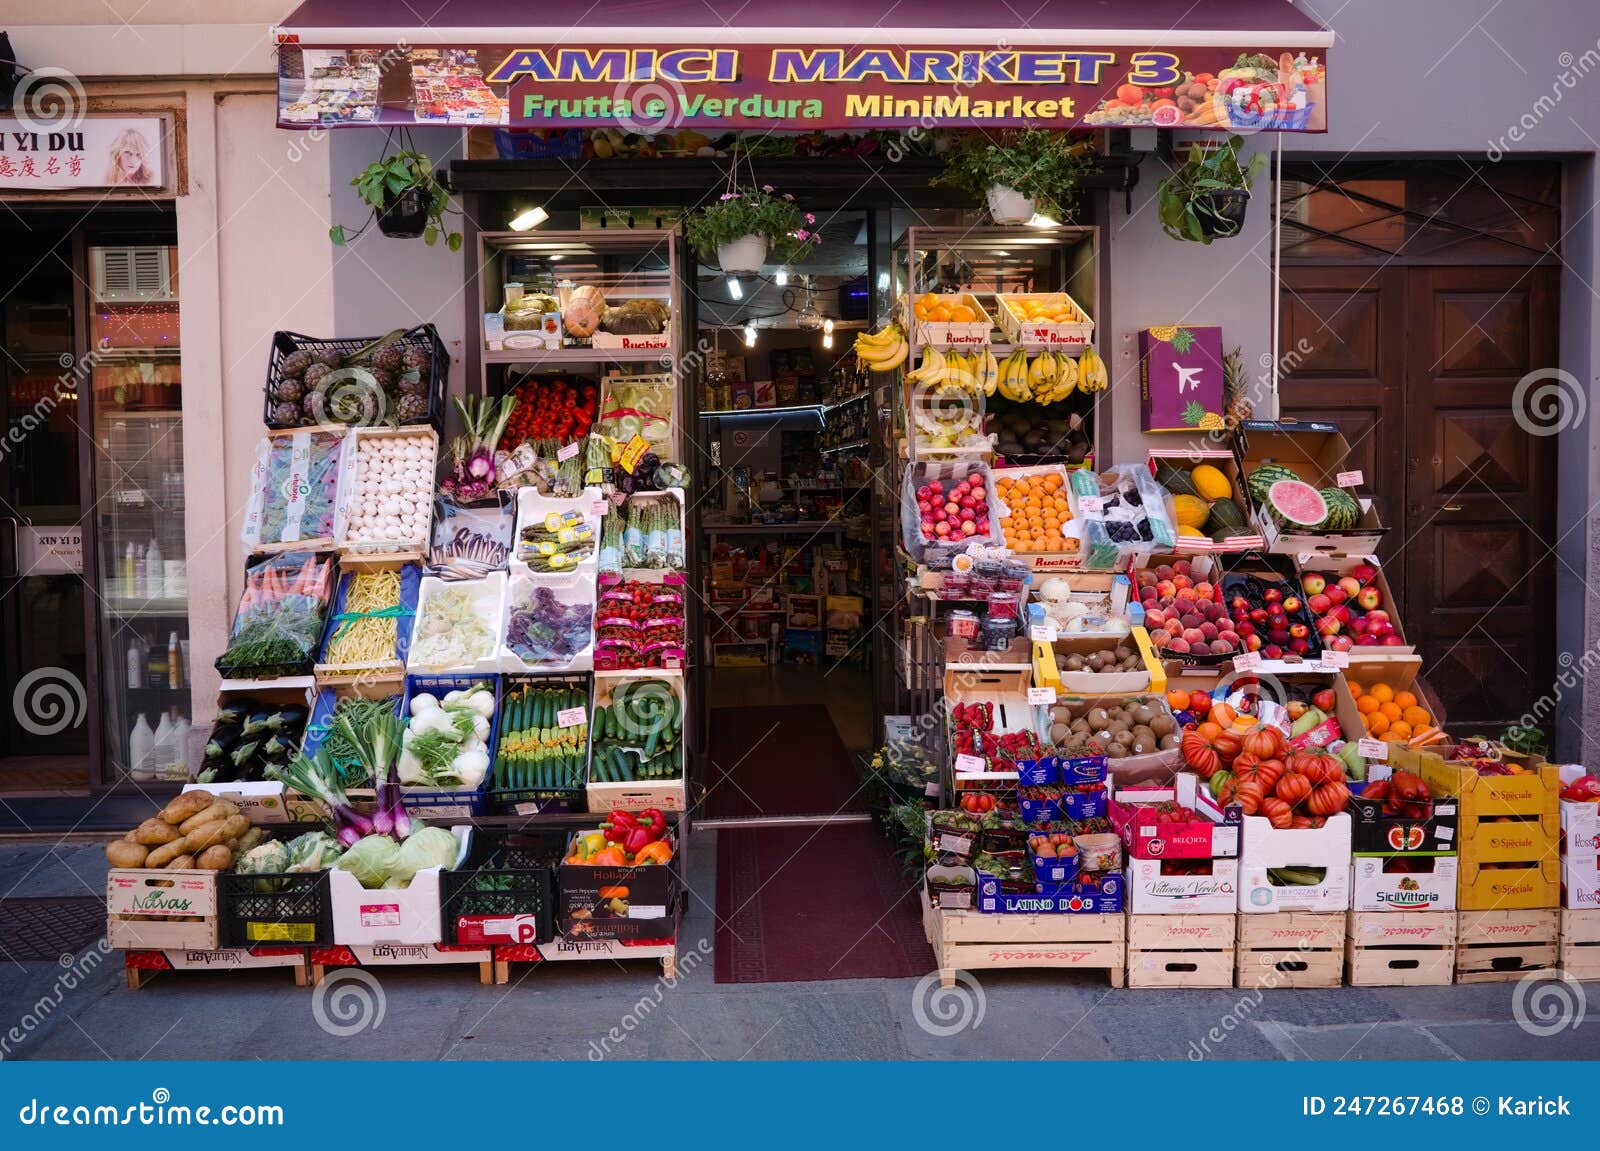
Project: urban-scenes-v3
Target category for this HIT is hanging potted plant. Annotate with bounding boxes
[330,144,462,250]
[685,183,821,273]
[933,128,1092,224]
[1157,135,1264,243]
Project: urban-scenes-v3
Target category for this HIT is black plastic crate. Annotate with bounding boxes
[218,871,334,947]
[263,323,447,430]
[489,675,591,815]
[440,829,568,947]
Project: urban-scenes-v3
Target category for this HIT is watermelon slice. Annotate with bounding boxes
[1266,480,1328,527]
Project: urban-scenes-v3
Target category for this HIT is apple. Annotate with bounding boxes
[1355,633,1379,646]
[961,519,976,535]
[1325,585,1348,606]
[1365,609,1390,627]
[1337,576,1362,599]
[1315,616,1341,636]
[1352,563,1378,585]
[1287,701,1308,720]
[934,521,951,536]
[1312,688,1337,711]
[1381,634,1407,646]
[1283,595,1303,614]
[1289,622,1310,640]
[1301,572,1328,596]
[1332,604,1353,624]
[1188,690,1211,711]
[1356,586,1383,611]
[1263,587,1284,604]
[1329,635,1354,652]
[1370,620,1395,638]
[1308,593,1331,615]
[1230,595,1251,612]
[1249,608,1270,625]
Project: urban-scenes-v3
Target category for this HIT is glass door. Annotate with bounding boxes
[0,218,91,788]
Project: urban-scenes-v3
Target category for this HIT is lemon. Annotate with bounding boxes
[1190,464,1233,501]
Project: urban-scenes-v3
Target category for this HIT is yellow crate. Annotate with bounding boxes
[1457,858,1560,911]
[1416,758,1561,823]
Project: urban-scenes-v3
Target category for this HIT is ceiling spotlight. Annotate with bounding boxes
[822,332,833,349]
[775,268,788,286]
[1026,213,1062,228]
[822,317,835,334]
[727,276,744,300]
[743,323,758,347]
[508,206,549,231]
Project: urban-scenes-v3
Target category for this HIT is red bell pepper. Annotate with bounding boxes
[636,808,668,843]
[603,811,639,843]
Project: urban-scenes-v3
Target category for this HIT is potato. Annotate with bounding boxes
[106,841,149,869]
[196,845,232,871]
[182,820,235,852]
[122,829,138,843]
[231,827,267,855]
[163,854,195,870]
[160,791,215,825]
[218,813,250,841]
[133,818,182,846]
[145,837,188,868]
[178,801,236,835]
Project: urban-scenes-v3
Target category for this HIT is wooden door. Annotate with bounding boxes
[1401,267,1558,727]
[1278,265,1558,728]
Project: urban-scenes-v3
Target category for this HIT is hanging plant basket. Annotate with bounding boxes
[986,184,1037,225]
[377,188,430,238]
[716,234,769,274]
[1194,188,1251,239]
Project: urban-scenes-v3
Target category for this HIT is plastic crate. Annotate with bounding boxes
[398,673,501,816]
[441,829,569,946]
[218,871,334,947]
[489,673,591,814]
[264,324,447,431]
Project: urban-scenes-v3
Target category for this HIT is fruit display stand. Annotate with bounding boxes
[1236,911,1347,990]
[1559,909,1600,981]
[993,292,1095,352]
[1455,910,1560,983]
[1344,911,1458,987]
[123,946,311,989]
[1126,914,1237,988]
[920,893,1126,988]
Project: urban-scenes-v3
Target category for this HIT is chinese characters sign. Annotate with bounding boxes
[0,117,165,190]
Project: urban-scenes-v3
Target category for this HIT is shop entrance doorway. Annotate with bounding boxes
[1278,160,1561,734]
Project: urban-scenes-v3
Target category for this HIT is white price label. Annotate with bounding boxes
[557,441,580,462]
[924,781,941,798]
[1077,496,1106,513]
[1319,649,1351,668]
[1357,738,1389,760]
[1336,470,1364,488]
[1027,686,1057,705]
[1030,623,1058,643]
[589,500,611,517]
[954,753,985,774]
[937,833,973,855]
[556,706,587,728]
[1234,651,1262,671]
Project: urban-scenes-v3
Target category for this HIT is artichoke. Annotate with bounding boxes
[314,349,346,370]
[397,393,430,423]
[271,377,304,403]
[279,349,313,379]
[401,345,431,373]
[302,362,332,396]
[398,369,428,396]
[370,342,404,373]
[271,401,302,426]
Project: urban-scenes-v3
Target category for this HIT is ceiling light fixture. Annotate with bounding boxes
[743,323,758,347]
[727,276,744,300]
[508,206,549,231]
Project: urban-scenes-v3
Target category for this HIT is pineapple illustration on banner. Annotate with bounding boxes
[1139,325,1226,432]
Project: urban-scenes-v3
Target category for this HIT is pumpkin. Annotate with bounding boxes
[1274,772,1313,805]
[1307,780,1351,816]
[1260,796,1294,829]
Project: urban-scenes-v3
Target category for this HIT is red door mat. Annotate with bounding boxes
[704,705,864,818]
[714,823,934,984]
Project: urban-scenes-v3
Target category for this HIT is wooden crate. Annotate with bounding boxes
[106,869,219,951]
[923,895,1125,988]
[490,939,679,983]
[123,947,310,988]
[1559,908,1600,981]
[1346,911,1457,986]
[1127,914,1236,988]
[1236,910,1346,989]
[308,944,496,985]
[1456,908,1559,983]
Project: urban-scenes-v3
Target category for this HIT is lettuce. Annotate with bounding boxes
[336,834,401,889]
[392,826,459,884]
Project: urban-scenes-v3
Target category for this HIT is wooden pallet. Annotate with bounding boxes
[308,944,496,985]
[1346,911,1457,986]
[1236,910,1346,989]
[1559,908,1600,981]
[922,895,1125,988]
[1456,908,1559,983]
[123,947,309,988]
[490,939,679,984]
[1126,914,1236,988]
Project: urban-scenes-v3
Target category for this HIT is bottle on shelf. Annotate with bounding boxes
[122,541,136,593]
[149,712,174,782]
[145,538,163,598]
[167,631,182,689]
[132,546,145,598]
[128,713,155,781]
[126,635,145,689]
[165,711,191,780]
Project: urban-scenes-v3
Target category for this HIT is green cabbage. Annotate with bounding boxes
[392,826,460,884]
[285,830,342,872]
[336,834,401,889]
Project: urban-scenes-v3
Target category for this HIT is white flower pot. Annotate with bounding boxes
[986,184,1037,224]
[717,234,768,274]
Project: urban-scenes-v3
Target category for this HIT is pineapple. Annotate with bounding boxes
[1169,328,1197,354]
[1197,413,1227,431]
[1148,325,1179,342]
[1222,344,1253,429]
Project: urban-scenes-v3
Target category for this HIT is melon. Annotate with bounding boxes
[1266,479,1328,527]
[1172,494,1212,530]
[1318,486,1361,530]
[1246,463,1301,505]
[1205,497,1248,535]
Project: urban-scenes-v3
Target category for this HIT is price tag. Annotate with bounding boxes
[1357,738,1389,760]
[954,753,985,774]
[924,781,941,798]
[555,706,588,728]
[1319,649,1350,668]
[557,441,580,462]
[589,499,611,517]
[937,833,973,855]
[1030,623,1058,643]
[1234,651,1262,671]
[1027,686,1057,705]
[1336,470,1363,488]
[1077,496,1106,513]
[618,434,650,474]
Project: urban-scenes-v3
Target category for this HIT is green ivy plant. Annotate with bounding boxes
[330,149,461,251]
[684,184,821,264]
[933,128,1092,222]
[1157,135,1264,244]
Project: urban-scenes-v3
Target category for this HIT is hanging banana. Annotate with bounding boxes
[853,322,908,372]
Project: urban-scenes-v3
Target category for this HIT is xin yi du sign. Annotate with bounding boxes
[0,117,165,190]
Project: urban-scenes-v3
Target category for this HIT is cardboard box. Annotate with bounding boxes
[1110,771,1241,860]
[558,831,681,922]
[974,870,1124,914]
[106,869,218,950]
[1147,449,1263,552]
[1125,856,1240,914]
[1234,419,1387,555]
[1238,813,1353,912]
[1139,325,1224,433]
[1560,785,1600,909]
[1348,792,1459,855]
[1351,855,1459,912]
[328,825,471,946]
[182,781,296,825]
[1292,553,1414,659]
[559,913,679,942]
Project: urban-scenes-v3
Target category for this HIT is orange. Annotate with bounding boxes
[1378,701,1402,721]
[1393,690,1418,710]
[1388,720,1413,740]
[1402,705,1431,727]
[929,304,952,322]
[1346,682,1364,699]
[1364,712,1390,735]
[1368,683,1394,704]
[950,304,976,322]
[1356,695,1380,714]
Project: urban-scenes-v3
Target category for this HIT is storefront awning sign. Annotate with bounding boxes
[274,0,1331,133]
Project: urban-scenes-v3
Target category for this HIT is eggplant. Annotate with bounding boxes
[215,702,249,727]
[261,733,299,764]
[241,710,274,739]
[270,705,308,732]
[230,739,261,770]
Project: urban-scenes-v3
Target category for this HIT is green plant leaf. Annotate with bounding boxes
[423,224,438,246]
[329,224,346,245]
[447,232,463,253]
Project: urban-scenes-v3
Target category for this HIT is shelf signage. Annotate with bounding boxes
[275,42,1328,132]
[19,526,83,575]
[0,116,165,190]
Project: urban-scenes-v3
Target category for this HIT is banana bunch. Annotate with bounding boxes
[853,322,908,372]
[1077,343,1108,392]
[995,349,1085,406]
[996,348,1032,402]
[907,347,993,397]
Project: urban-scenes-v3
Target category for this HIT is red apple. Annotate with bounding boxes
[1381,634,1406,646]
[1329,635,1354,652]
[1355,633,1380,646]
[1325,586,1348,606]
[1352,563,1378,585]
[1263,588,1284,603]
[1245,634,1263,651]
[1308,593,1331,615]
[1268,627,1292,644]
[1288,638,1311,655]
[1283,595,1303,614]
[1365,609,1390,627]
[1337,576,1362,599]
[1332,605,1353,624]
[1250,608,1270,625]
[1235,621,1256,638]
[1301,572,1328,596]
[1263,644,1284,659]
[1312,688,1337,711]
[1356,586,1383,611]
[1289,622,1310,640]
[1315,616,1341,636]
